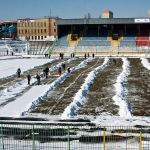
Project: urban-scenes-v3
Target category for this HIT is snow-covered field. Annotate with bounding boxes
[0,56,150,127]
[0,56,150,149]
[0,58,53,79]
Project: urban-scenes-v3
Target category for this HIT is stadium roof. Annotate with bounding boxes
[57,18,150,25]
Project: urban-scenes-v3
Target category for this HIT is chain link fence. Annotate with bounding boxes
[0,121,149,150]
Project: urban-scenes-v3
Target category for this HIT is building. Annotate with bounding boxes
[17,18,57,41]
[101,10,113,18]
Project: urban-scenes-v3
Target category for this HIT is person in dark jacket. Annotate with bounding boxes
[27,74,31,85]
[58,67,62,76]
[67,67,71,73]
[92,53,95,58]
[17,68,21,78]
[62,63,66,71]
[45,66,49,78]
[36,73,41,85]
[84,53,87,59]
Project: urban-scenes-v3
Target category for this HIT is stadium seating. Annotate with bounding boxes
[77,36,111,46]
[0,40,27,56]
[56,36,69,46]
[28,41,51,55]
[136,36,150,46]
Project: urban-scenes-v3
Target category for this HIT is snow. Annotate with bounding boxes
[112,58,131,118]
[0,58,73,106]
[62,57,110,119]
[0,85,49,117]
[21,58,93,116]
[0,58,53,79]
[140,57,150,70]
[92,114,150,126]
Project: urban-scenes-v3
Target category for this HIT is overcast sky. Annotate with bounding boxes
[0,0,150,21]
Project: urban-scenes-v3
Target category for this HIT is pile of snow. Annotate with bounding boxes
[62,57,110,119]
[112,58,131,118]
[140,57,150,70]
[21,58,93,116]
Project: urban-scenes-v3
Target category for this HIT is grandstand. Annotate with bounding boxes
[0,40,27,56]
[53,18,150,55]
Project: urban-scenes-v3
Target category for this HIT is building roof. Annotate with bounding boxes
[57,18,150,25]
[0,21,17,25]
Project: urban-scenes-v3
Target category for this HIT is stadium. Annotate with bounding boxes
[0,6,150,150]
[55,17,150,55]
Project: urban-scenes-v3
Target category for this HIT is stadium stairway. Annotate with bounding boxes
[108,36,122,47]
[68,34,81,47]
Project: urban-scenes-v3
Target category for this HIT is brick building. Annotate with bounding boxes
[17,17,57,41]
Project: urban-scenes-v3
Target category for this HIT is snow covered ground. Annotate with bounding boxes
[0,57,150,127]
[0,85,49,117]
[0,58,53,79]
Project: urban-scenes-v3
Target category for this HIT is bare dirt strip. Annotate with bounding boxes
[78,58,123,116]
[127,58,150,116]
[32,58,104,115]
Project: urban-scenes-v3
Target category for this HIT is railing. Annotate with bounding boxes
[0,121,149,150]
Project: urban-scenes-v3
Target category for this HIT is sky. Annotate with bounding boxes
[0,0,150,21]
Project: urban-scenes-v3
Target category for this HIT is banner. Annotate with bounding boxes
[134,19,150,23]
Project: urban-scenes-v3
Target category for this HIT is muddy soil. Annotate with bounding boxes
[127,58,150,116]
[32,58,104,115]
[78,58,122,116]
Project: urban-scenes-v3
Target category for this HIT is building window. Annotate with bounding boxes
[45,36,47,38]
[38,29,40,33]
[44,22,46,27]
[44,29,46,33]
[54,22,56,26]
[41,36,43,40]
[25,30,27,34]
[32,36,34,40]
[41,22,43,27]
[35,36,37,40]
[41,29,43,33]
[38,36,40,40]
[54,29,56,32]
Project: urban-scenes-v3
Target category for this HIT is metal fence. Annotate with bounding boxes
[0,121,149,150]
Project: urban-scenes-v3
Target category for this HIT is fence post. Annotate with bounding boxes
[32,124,35,150]
[67,125,70,150]
[0,124,4,150]
[139,128,142,150]
[103,127,106,150]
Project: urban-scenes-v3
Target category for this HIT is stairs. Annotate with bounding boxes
[69,41,78,47]
[68,34,81,47]
[108,36,122,47]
